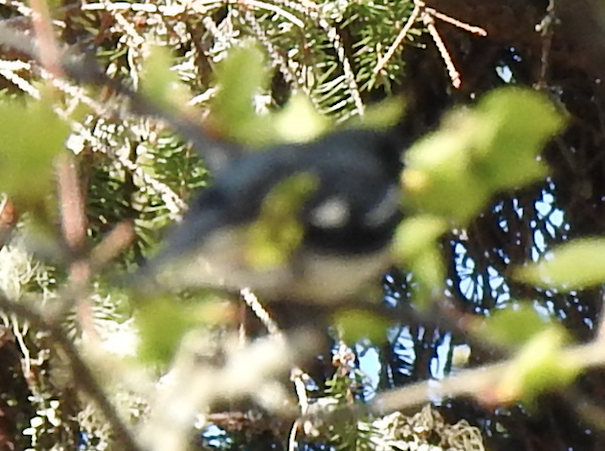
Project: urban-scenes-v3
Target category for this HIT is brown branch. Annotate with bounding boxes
[370,340,605,414]
[0,21,235,172]
[28,0,63,78]
[90,220,136,269]
[55,152,98,341]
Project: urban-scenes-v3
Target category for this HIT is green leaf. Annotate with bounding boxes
[496,327,579,403]
[246,173,318,269]
[474,88,564,190]
[394,215,448,260]
[335,308,390,344]
[135,295,199,365]
[411,247,446,302]
[403,87,565,225]
[210,42,275,147]
[393,216,447,303]
[273,93,330,143]
[480,303,555,349]
[348,96,406,131]
[140,46,190,113]
[0,97,69,203]
[402,117,492,223]
[515,238,605,290]
[134,293,229,365]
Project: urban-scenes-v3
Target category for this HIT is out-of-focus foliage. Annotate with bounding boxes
[402,88,565,225]
[246,172,318,269]
[132,43,404,367]
[0,98,69,206]
[494,327,579,405]
[140,46,192,113]
[395,88,565,304]
[478,303,554,349]
[516,238,605,291]
[209,42,275,147]
[0,0,604,451]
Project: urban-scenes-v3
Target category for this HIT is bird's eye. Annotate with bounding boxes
[308,196,351,230]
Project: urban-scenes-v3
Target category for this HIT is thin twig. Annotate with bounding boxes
[374,5,421,74]
[423,12,461,88]
[29,0,99,340]
[371,339,605,414]
[285,1,365,116]
[317,17,365,116]
[426,7,487,36]
[374,0,486,88]
[56,153,89,265]
[271,0,318,15]
[239,288,315,451]
[55,152,99,341]
[535,0,557,89]
[81,1,221,15]
[90,221,136,269]
[240,288,281,337]
[0,62,41,98]
[288,420,300,451]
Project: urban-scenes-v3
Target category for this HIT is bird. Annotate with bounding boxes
[147,126,405,305]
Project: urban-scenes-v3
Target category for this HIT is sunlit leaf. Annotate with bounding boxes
[210,42,274,147]
[0,98,69,203]
[411,247,445,299]
[136,292,234,364]
[350,96,406,130]
[394,215,448,260]
[402,118,493,223]
[393,216,446,304]
[515,238,605,290]
[402,87,565,225]
[140,46,191,113]
[273,93,330,143]
[474,88,564,189]
[479,304,555,349]
[335,309,390,344]
[135,296,201,365]
[495,327,579,404]
[246,173,318,269]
